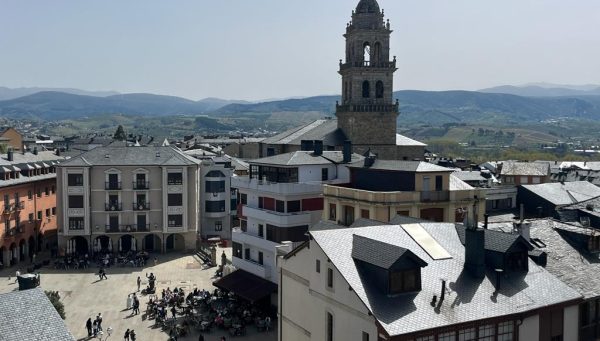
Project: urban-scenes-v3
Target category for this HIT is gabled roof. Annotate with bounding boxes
[455,225,533,253]
[249,150,364,167]
[309,222,580,337]
[262,119,346,146]
[59,145,200,167]
[521,181,600,206]
[500,162,550,176]
[352,234,427,270]
[0,288,75,340]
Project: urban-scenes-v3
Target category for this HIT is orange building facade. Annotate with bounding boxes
[0,150,63,268]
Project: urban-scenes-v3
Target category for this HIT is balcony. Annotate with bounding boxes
[233,257,271,280]
[242,206,313,227]
[105,203,123,211]
[103,224,152,233]
[232,228,279,252]
[232,177,324,196]
[420,191,450,202]
[133,181,150,190]
[339,60,396,71]
[105,182,122,190]
[133,202,151,211]
[167,179,183,186]
[336,102,399,113]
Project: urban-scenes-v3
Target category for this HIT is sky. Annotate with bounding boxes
[1,0,599,101]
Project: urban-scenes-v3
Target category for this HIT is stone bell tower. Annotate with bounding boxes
[336,0,399,158]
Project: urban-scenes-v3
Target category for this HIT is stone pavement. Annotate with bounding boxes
[0,251,277,341]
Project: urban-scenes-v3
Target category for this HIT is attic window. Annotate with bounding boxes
[156,152,161,158]
[389,268,421,294]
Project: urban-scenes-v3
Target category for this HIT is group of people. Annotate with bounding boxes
[84,313,104,338]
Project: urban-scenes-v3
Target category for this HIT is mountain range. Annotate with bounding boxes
[479,84,600,97]
[1,85,600,125]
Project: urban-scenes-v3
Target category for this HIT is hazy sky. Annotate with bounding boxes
[1,0,599,100]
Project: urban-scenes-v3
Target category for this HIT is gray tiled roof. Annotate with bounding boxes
[349,160,453,173]
[453,171,486,182]
[352,234,426,269]
[0,288,75,340]
[489,219,600,299]
[454,225,532,253]
[521,181,600,206]
[249,151,364,166]
[262,119,346,146]
[449,174,474,191]
[310,222,580,337]
[0,151,63,166]
[59,145,200,167]
[500,162,550,176]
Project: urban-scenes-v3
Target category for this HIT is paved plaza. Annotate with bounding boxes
[0,251,277,341]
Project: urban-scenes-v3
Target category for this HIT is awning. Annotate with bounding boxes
[213,270,277,303]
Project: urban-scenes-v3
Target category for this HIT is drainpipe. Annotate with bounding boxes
[279,264,283,341]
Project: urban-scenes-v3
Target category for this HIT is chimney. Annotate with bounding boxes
[7,149,13,162]
[300,140,313,152]
[33,147,38,155]
[314,140,323,156]
[55,148,61,156]
[440,280,446,302]
[494,268,504,295]
[519,204,524,223]
[464,200,485,278]
[343,140,352,163]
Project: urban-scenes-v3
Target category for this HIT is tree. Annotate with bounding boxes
[45,291,66,320]
[113,125,126,141]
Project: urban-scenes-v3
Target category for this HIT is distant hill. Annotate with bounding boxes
[0,91,247,120]
[0,86,119,101]
[1,89,600,126]
[480,85,600,97]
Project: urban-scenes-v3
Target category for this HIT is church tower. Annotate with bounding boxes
[336,0,399,158]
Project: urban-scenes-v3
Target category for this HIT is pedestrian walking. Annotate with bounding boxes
[99,268,108,280]
[198,334,204,341]
[124,328,130,341]
[133,295,140,315]
[130,329,136,341]
[96,313,103,331]
[85,318,92,337]
[137,276,141,291]
[14,269,20,283]
[92,320,98,337]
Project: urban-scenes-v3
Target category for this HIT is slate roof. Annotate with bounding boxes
[455,225,533,253]
[489,219,600,299]
[395,134,427,147]
[0,151,63,166]
[449,174,474,191]
[561,196,600,219]
[249,151,364,167]
[453,171,486,182]
[310,222,580,337]
[521,181,600,206]
[59,145,200,167]
[500,162,550,176]
[352,234,427,270]
[0,288,75,341]
[349,160,453,173]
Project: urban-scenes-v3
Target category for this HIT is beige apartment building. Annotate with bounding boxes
[323,158,486,225]
[57,145,201,255]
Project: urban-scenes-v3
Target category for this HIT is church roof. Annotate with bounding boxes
[356,0,381,14]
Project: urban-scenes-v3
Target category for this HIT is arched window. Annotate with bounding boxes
[362,81,370,98]
[376,81,384,98]
[373,42,382,65]
[363,42,371,66]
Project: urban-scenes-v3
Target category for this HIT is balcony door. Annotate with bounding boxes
[109,216,119,231]
[136,173,147,188]
[108,174,119,187]
[423,177,431,192]
[137,214,147,231]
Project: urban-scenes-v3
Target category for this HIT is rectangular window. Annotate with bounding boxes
[322,168,329,181]
[28,213,34,223]
[205,200,226,213]
[167,215,183,227]
[362,332,369,341]
[45,209,50,217]
[67,173,84,186]
[168,193,183,206]
[327,268,333,288]
[438,331,456,341]
[258,251,263,265]
[37,188,41,197]
[326,312,333,341]
[458,328,476,341]
[51,185,56,194]
[68,217,85,230]
[215,221,223,231]
[329,204,336,221]
[244,248,250,260]
[520,176,529,184]
[68,195,84,208]
[258,224,264,237]
[276,200,285,213]
[28,190,33,200]
[240,193,247,205]
[532,177,541,184]
[478,324,495,341]
[232,242,242,259]
[287,200,301,213]
[316,259,321,273]
[37,211,42,220]
[240,220,247,232]
[205,180,225,193]
[361,209,370,219]
[497,321,514,341]
[390,269,420,294]
[435,175,443,191]
[3,194,9,209]
[167,172,183,185]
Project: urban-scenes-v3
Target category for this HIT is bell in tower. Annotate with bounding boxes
[336,0,400,159]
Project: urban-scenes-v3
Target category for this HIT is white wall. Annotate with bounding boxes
[563,304,579,341]
[518,315,539,341]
